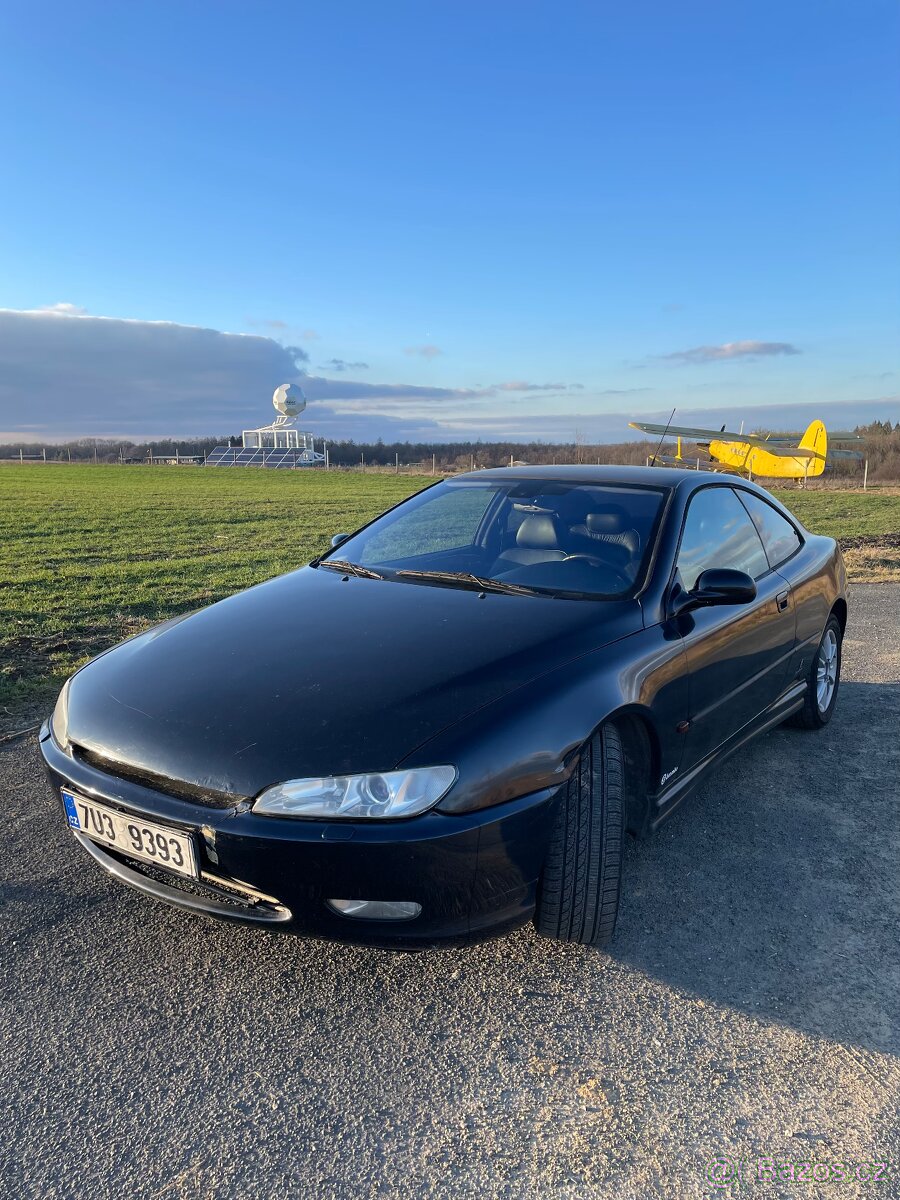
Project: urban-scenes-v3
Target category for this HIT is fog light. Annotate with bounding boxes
[327,899,421,921]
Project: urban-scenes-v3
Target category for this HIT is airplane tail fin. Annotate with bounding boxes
[799,420,827,476]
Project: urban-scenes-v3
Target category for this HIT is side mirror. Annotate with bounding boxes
[693,568,757,605]
[331,533,350,548]
[671,568,757,615]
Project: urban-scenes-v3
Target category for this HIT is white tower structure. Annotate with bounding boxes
[239,384,325,463]
[206,383,325,467]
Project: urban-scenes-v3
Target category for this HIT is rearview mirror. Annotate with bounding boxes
[331,533,350,548]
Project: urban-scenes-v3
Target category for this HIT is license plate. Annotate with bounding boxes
[62,790,198,879]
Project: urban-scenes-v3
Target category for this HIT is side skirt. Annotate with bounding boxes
[649,680,807,830]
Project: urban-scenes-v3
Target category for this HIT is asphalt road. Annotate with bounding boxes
[2,585,898,1200]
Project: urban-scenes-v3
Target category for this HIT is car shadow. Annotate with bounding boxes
[6,682,897,1065]
[605,679,899,1057]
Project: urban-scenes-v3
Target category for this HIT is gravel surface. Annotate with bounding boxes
[2,585,898,1200]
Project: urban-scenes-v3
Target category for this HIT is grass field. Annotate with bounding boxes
[2,465,898,731]
[770,486,900,583]
[0,466,431,728]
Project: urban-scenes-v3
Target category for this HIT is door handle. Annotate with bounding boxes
[775,590,790,612]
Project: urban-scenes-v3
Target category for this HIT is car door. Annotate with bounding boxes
[674,485,797,776]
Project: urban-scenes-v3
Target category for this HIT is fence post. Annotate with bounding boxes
[863,459,869,491]
[432,453,436,476]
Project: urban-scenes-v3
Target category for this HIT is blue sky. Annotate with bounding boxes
[0,0,897,441]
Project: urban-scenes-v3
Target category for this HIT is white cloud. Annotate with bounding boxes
[302,377,487,403]
[321,358,370,373]
[246,317,289,330]
[36,302,88,316]
[661,340,801,364]
[494,380,568,392]
[0,307,481,438]
[0,307,309,437]
[0,306,891,445]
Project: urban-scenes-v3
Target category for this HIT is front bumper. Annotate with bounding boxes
[39,723,560,949]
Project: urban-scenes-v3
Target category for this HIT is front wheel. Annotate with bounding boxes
[792,614,842,729]
[534,723,625,948]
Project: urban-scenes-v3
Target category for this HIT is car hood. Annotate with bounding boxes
[63,566,643,799]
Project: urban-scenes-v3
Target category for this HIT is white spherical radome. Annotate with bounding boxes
[273,382,307,418]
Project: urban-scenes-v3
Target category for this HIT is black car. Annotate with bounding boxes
[40,466,848,949]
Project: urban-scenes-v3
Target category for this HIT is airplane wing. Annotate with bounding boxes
[629,421,749,441]
[649,453,719,470]
[766,433,863,446]
[755,444,821,458]
[764,436,862,460]
[628,421,819,453]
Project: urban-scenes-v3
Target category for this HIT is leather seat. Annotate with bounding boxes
[497,514,569,566]
[569,509,641,564]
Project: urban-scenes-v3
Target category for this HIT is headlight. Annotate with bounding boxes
[51,680,70,750]
[252,766,456,820]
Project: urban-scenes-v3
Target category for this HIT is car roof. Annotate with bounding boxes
[452,463,738,489]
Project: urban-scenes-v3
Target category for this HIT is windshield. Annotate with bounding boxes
[320,479,667,599]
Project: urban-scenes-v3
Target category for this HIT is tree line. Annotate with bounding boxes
[2,422,899,479]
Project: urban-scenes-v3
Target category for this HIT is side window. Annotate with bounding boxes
[677,487,769,591]
[737,491,802,570]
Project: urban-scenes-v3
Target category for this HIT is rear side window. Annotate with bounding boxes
[737,491,802,569]
[677,487,769,590]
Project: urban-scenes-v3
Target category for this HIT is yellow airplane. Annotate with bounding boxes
[629,418,832,480]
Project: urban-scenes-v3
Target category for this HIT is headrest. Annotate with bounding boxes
[516,514,560,549]
[585,508,627,535]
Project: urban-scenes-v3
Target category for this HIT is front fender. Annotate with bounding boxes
[401,624,689,814]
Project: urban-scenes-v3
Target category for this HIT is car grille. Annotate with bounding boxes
[122,857,266,911]
[94,841,286,916]
[72,745,246,810]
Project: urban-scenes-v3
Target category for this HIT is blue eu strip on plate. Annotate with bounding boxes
[62,790,81,829]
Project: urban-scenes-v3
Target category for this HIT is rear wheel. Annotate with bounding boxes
[792,615,842,729]
[534,723,624,948]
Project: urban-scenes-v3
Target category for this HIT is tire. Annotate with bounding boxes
[791,614,842,730]
[534,723,625,948]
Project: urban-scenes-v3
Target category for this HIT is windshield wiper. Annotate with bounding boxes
[394,569,546,597]
[318,559,386,581]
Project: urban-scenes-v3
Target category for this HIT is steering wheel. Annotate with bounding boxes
[562,553,605,568]
[563,554,633,589]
